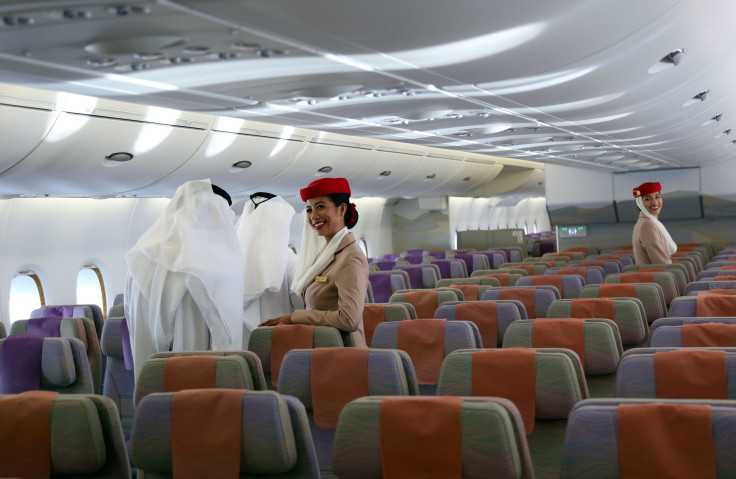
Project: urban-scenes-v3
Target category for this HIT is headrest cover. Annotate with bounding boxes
[632,182,661,198]
[299,177,351,201]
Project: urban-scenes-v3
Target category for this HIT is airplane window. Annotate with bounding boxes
[359,238,369,258]
[9,271,45,324]
[77,265,107,320]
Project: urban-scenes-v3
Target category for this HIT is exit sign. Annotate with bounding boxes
[559,225,587,238]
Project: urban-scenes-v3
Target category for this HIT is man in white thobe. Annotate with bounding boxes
[124,180,244,379]
[236,193,303,348]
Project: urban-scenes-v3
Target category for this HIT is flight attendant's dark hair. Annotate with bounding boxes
[327,193,359,229]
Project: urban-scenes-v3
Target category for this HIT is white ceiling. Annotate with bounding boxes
[1,0,736,173]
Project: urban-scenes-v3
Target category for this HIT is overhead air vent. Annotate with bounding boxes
[425,173,437,180]
[102,152,134,168]
[379,170,392,176]
[665,48,686,65]
[231,160,252,169]
[462,176,472,181]
[318,166,333,173]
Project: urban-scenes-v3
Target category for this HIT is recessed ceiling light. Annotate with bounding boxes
[3,15,33,26]
[63,9,91,19]
[134,52,163,61]
[379,170,392,177]
[462,176,472,181]
[231,160,252,168]
[425,173,437,180]
[318,166,333,173]
[130,63,148,71]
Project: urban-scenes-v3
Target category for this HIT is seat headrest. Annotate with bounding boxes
[134,355,253,406]
[131,390,297,474]
[0,393,107,474]
[0,337,77,388]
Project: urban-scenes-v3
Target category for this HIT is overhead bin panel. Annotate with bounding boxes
[125,128,308,196]
[0,104,59,176]
[252,137,375,197]
[0,112,208,197]
[348,148,427,197]
[444,161,504,196]
[377,153,466,197]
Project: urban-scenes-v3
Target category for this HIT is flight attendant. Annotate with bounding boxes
[631,181,677,264]
[260,177,369,347]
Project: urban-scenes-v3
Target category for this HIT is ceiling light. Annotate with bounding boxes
[318,166,333,173]
[425,174,437,180]
[462,176,472,181]
[134,52,163,61]
[665,48,686,65]
[169,57,192,64]
[379,170,392,177]
[63,9,90,19]
[130,63,148,71]
[218,52,238,60]
[695,90,710,101]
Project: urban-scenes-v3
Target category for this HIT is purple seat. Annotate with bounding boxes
[100,318,136,441]
[375,261,396,271]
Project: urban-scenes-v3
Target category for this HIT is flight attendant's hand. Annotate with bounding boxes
[259,314,293,327]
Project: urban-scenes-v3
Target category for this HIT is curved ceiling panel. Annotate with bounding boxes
[125,128,308,197]
[0,112,208,197]
[0,104,59,175]
[348,148,427,197]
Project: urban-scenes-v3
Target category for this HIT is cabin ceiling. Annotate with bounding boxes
[0,0,735,178]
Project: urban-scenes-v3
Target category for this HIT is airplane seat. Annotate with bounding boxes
[368,270,408,303]
[616,347,736,399]
[107,303,124,319]
[0,336,94,394]
[546,266,604,285]
[650,319,736,347]
[622,264,687,295]
[431,258,468,279]
[131,389,319,479]
[100,318,135,442]
[437,348,586,478]
[470,271,523,285]
[332,395,535,479]
[671,289,736,318]
[566,246,600,256]
[481,286,559,319]
[374,260,397,271]
[503,317,622,397]
[133,353,262,408]
[393,264,440,289]
[434,300,523,348]
[673,251,705,272]
[503,262,550,275]
[371,319,480,395]
[451,252,490,276]
[569,259,622,277]
[604,271,678,305]
[248,325,344,389]
[277,347,418,475]
[436,276,502,288]
[685,280,736,294]
[441,283,500,302]
[362,303,412,347]
[11,316,103,394]
[562,399,736,478]
[32,304,104,342]
[0,391,131,479]
[388,288,460,318]
[112,293,124,306]
[580,282,666,324]
[517,274,585,299]
[0,322,5,339]
[473,251,506,269]
[542,251,585,261]
[547,298,648,347]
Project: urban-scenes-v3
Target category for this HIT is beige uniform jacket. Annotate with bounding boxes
[632,212,672,265]
[290,232,369,347]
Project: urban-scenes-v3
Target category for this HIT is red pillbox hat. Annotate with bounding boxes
[300,177,351,201]
[632,182,661,198]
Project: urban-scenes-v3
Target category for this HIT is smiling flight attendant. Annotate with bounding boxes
[631,181,677,264]
[260,177,369,347]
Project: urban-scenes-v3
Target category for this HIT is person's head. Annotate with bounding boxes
[300,178,358,241]
[633,182,662,217]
